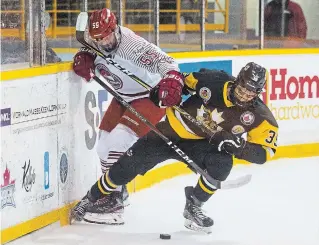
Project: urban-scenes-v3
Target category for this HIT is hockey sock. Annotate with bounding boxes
[90,171,118,200]
[100,151,124,173]
[193,175,216,203]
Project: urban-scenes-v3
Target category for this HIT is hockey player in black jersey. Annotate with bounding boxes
[70,62,278,233]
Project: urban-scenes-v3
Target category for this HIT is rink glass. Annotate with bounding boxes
[1,0,318,69]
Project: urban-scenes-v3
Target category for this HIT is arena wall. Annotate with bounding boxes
[1,48,319,243]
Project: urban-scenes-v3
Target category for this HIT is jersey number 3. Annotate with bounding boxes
[265,130,277,147]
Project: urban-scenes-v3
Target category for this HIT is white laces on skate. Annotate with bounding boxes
[75,199,90,214]
[76,207,85,215]
[192,205,207,219]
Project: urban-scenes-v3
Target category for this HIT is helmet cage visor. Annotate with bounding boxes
[89,27,120,52]
[234,84,258,104]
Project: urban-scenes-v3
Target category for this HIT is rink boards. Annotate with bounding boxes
[1,48,319,243]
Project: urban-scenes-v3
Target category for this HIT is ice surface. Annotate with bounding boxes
[9,157,319,245]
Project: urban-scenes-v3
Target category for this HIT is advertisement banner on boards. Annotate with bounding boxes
[1,76,60,229]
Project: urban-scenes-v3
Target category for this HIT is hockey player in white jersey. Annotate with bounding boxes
[72,8,184,225]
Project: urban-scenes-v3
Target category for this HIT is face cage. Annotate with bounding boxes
[230,84,260,108]
[91,26,121,53]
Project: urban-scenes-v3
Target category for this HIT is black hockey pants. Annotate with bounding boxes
[108,121,233,186]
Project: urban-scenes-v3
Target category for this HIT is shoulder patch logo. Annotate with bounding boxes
[240,111,255,125]
[199,87,211,103]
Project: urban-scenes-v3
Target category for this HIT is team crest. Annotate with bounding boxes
[196,105,223,132]
[96,63,123,90]
[199,87,211,103]
[231,125,245,135]
[240,111,255,125]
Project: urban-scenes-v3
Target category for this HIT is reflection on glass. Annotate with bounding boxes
[46,0,119,62]
[158,0,202,52]
[204,0,260,51]
[1,0,318,69]
[45,0,84,62]
[1,0,28,66]
[263,0,319,49]
[123,0,155,44]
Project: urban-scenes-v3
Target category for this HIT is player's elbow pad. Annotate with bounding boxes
[236,142,267,165]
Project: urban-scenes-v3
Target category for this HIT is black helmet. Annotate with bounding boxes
[230,62,267,107]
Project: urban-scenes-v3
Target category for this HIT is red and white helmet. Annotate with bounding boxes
[89,8,117,40]
[88,8,120,52]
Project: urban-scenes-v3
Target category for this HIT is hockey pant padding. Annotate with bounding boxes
[107,128,176,187]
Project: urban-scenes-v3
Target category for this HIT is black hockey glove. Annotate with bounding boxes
[209,131,246,156]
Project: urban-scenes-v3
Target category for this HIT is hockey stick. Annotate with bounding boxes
[90,73,251,190]
[75,12,215,138]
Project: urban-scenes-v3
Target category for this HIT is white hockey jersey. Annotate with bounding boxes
[93,26,180,102]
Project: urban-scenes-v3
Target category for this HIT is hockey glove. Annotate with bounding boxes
[209,131,246,156]
[73,47,97,82]
[149,70,184,107]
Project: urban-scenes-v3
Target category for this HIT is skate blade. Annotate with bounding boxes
[83,212,124,225]
[184,219,212,234]
[123,199,130,207]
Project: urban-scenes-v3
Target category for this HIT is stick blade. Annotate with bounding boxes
[76,12,89,31]
[221,174,252,189]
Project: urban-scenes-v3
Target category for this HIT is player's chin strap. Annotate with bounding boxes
[76,13,252,190]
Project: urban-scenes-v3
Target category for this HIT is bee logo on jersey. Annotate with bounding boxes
[96,63,123,90]
[199,87,211,103]
[231,125,245,134]
[240,111,255,125]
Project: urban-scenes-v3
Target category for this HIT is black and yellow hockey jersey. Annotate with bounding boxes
[166,69,279,164]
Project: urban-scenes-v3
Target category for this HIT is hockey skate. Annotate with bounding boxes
[83,190,125,225]
[70,192,95,223]
[183,186,214,234]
